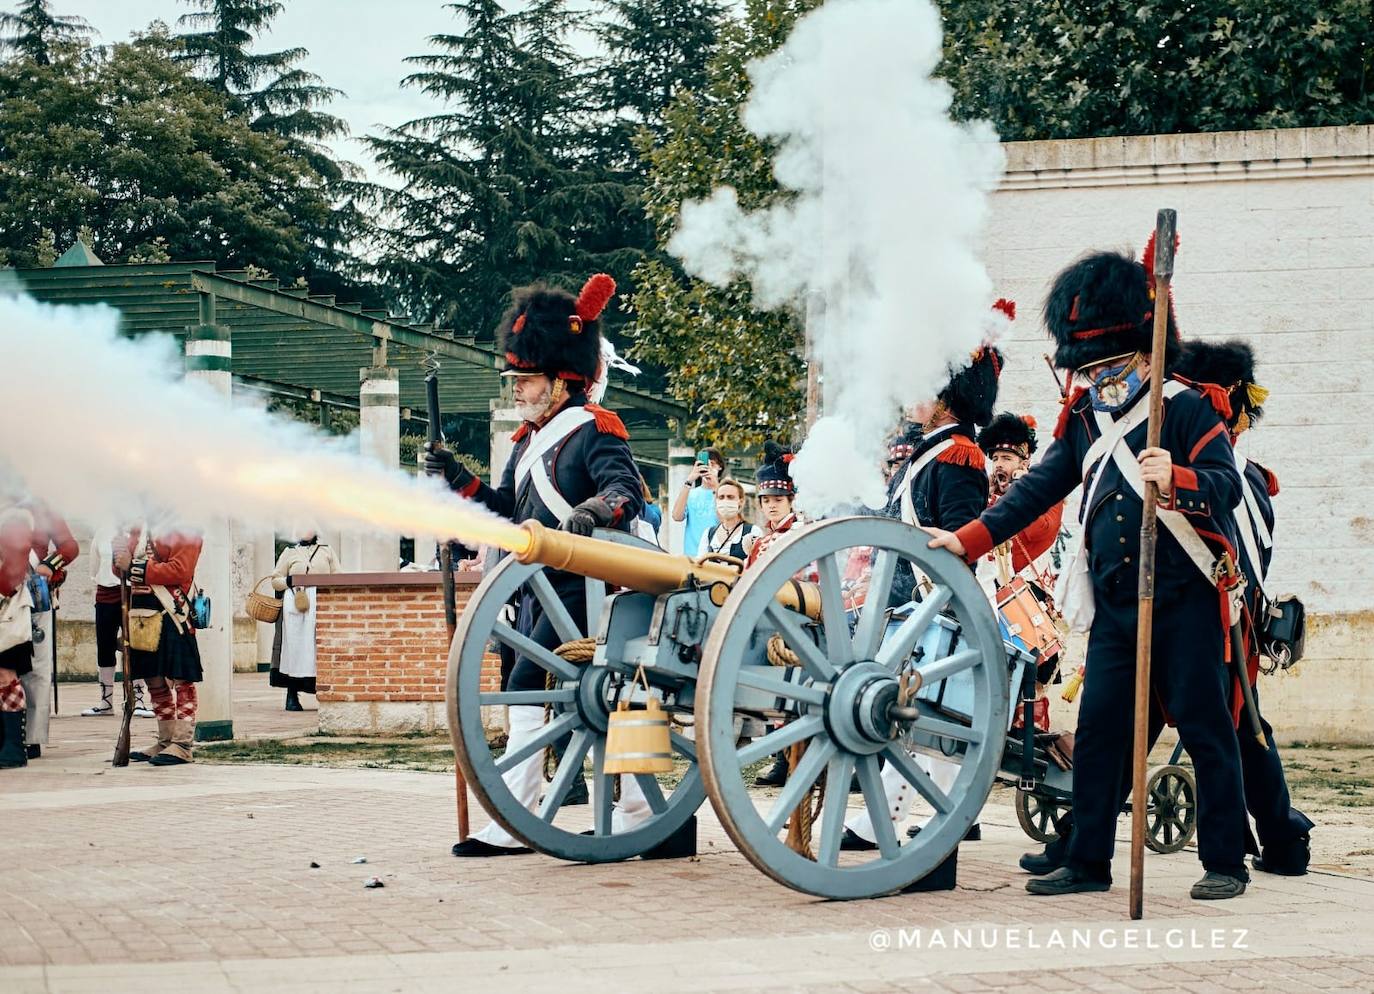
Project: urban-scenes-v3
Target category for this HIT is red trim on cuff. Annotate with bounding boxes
[1172,465,1198,494]
[456,476,480,499]
[955,520,995,563]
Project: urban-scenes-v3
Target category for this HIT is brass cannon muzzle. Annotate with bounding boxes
[515,520,821,619]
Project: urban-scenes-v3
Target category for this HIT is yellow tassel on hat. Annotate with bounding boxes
[1247,383,1270,407]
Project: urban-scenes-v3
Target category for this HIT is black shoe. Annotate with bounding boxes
[0,711,27,769]
[147,753,190,766]
[128,751,155,763]
[849,774,862,793]
[285,690,303,712]
[840,828,878,852]
[1019,836,1070,876]
[964,823,981,842]
[25,744,40,759]
[754,753,789,787]
[1190,871,1248,900]
[1253,835,1310,876]
[562,774,589,806]
[451,838,531,857]
[1026,865,1111,895]
[906,824,921,839]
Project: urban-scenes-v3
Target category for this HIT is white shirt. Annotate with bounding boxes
[90,527,119,588]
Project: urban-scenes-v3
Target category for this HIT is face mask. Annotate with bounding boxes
[716,500,740,518]
[1088,356,1147,412]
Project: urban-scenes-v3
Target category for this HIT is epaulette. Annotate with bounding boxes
[1171,374,1233,423]
[584,403,630,440]
[935,434,984,471]
[1255,462,1280,497]
[1054,387,1090,440]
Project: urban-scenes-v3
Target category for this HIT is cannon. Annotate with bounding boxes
[447,515,1031,899]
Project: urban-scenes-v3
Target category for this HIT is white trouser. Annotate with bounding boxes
[845,751,961,843]
[21,610,53,745]
[472,706,652,848]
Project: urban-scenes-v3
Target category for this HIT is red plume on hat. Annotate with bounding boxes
[576,274,616,324]
[992,298,1016,321]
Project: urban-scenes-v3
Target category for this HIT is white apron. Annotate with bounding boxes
[279,586,318,680]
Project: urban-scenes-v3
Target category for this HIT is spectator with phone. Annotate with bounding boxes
[671,447,723,557]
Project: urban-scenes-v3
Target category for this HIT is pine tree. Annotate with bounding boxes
[0,0,92,65]
[628,0,820,448]
[596,0,725,170]
[175,0,345,144]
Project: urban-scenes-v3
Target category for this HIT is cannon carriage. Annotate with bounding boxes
[446,515,1055,899]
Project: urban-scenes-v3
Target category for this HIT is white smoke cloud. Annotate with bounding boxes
[0,293,517,550]
[667,0,1005,514]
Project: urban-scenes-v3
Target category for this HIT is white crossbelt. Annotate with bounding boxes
[896,432,957,527]
[514,407,595,524]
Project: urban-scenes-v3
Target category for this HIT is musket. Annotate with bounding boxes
[112,573,134,767]
[425,356,470,842]
[1044,353,1068,399]
[1129,208,1176,921]
[50,601,58,713]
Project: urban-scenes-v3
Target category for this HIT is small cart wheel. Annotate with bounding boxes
[1015,790,1070,844]
[1144,763,1197,854]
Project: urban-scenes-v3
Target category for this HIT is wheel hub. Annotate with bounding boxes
[572,665,613,734]
[825,661,916,755]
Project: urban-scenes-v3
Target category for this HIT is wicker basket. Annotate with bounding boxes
[245,576,281,623]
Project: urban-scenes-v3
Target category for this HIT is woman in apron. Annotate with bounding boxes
[271,533,340,711]
[697,479,757,561]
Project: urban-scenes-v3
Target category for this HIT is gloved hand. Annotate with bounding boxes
[562,497,614,537]
[423,442,474,490]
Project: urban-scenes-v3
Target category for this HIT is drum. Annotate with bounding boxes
[995,576,1063,667]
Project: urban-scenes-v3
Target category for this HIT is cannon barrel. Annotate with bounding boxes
[515,520,820,618]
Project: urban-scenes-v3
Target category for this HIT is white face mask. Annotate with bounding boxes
[716,500,740,518]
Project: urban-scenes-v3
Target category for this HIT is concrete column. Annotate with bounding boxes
[252,529,276,667]
[666,442,695,555]
[185,293,234,741]
[359,362,399,571]
[488,397,522,486]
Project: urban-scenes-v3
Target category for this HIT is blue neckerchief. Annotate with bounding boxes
[1088,360,1148,412]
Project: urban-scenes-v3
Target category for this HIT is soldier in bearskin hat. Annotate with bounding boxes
[426,274,647,857]
[842,310,1007,851]
[1174,338,1314,876]
[929,241,1253,900]
[978,412,1066,733]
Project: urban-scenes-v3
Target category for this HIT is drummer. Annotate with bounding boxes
[841,307,1008,852]
[978,412,1066,732]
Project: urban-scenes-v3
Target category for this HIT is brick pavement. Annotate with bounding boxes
[2,677,1372,993]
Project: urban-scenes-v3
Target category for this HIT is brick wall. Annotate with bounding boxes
[985,125,1374,742]
[311,573,501,734]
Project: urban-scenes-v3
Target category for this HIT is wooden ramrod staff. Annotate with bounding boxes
[1129,208,1177,920]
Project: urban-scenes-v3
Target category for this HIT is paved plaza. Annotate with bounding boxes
[3,676,1373,994]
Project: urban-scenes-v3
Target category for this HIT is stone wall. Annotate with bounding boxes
[986,125,1374,744]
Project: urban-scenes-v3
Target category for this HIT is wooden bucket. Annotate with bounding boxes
[604,697,674,775]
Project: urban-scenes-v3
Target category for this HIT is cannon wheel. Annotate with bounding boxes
[697,516,1009,899]
[447,528,704,862]
[1015,790,1070,844]
[1145,763,1197,854]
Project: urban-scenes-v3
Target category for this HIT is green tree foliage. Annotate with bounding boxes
[937,0,1374,141]
[175,0,345,145]
[0,0,91,66]
[629,0,819,449]
[0,29,338,273]
[367,0,643,335]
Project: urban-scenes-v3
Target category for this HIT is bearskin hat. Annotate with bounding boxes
[1173,338,1266,432]
[755,440,796,496]
[978,412,1038,458]
[1044,247,1180,373]
[939,345,1003,428]
[888,420,923,462]
[499,273,617,385]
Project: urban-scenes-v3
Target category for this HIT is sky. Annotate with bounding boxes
[57,0,485,183]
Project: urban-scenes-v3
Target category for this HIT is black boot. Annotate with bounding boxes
[754,753,789,787]
[1254,834,1310,876]
[285,689,303,712]
[1020,831,1071,875]
[0,711,28,769]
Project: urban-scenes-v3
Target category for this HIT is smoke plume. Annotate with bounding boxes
[0,293,524,553]
[668,0,1005,513]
